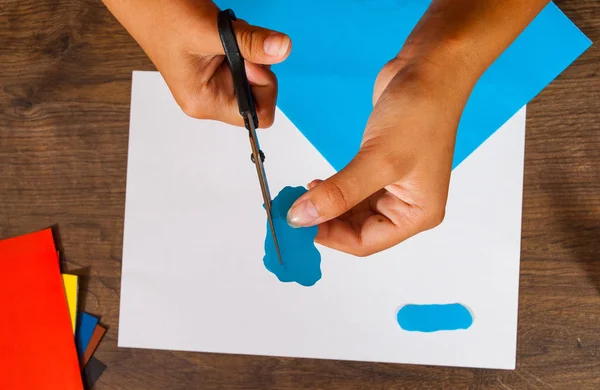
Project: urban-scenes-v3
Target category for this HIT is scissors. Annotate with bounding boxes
[217,9,284,265]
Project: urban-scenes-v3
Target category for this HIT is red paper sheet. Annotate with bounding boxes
[0,229,83,390]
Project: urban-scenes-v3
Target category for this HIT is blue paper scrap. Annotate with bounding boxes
[264,186,322,286]
[397,303,474,332]
[75,312,99,359]
[215,1,591,171]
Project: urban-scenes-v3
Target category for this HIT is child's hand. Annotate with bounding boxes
[286,58,473,256]
[284,0,550,256]
[103,0,291,127]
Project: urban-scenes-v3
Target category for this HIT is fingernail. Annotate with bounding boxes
[264,34,289,57]
[287,199,319,227]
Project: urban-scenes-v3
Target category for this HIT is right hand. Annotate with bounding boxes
[105,0,291,127]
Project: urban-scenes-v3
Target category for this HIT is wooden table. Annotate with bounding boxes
[1,1,599,388]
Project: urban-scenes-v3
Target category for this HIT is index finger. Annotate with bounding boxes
[315,192,426,257]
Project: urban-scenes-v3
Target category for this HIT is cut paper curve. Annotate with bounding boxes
[214,1,591,171]
[263,186,322,287]
[397,303,473,332]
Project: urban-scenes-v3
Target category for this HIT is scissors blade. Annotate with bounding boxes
[245,113,284,265]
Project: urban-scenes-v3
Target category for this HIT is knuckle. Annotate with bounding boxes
[238,28,261,59]
[259,111,275,128]
[178,86,211,119]
[424,203,446,230]
[178,99,200,119]
[354,247,375,258]
[353,242,390,257]
[179,99,203,118]
[375,152,404,183]
[319,180,350,212]
[358,143,405,183]
[379,155,401,180]
[257,104,277,128]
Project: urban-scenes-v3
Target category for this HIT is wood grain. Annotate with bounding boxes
[1,1,599,389]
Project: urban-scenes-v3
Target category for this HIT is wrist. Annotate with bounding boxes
[384,35,481,111]
[103,0,218,55]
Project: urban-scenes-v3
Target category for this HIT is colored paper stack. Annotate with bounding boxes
[0,228,107,389]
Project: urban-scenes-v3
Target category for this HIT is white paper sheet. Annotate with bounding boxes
[118,71,526,369]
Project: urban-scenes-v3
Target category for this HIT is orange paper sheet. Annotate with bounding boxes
[0,229,83,390]
[82,324,106,367]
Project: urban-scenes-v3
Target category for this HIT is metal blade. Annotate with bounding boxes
[246,113,283,265]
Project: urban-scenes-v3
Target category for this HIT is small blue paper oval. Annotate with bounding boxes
[397,303,473,332]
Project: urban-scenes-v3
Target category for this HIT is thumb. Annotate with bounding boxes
[287,150,399,228]
[202,18,291,65]
[234,22,291,64]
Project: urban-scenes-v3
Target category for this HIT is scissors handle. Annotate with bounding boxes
[217,9,259,131]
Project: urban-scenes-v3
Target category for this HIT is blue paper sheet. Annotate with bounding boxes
[214,1,591,170]
[75,312,99,359]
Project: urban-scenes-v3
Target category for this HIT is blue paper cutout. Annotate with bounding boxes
[263,186,322,286]
[75,312,99,359]
[397,303,473,332]
[215,1,591,171]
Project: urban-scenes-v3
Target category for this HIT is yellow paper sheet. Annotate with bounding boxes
[61,274,78,334]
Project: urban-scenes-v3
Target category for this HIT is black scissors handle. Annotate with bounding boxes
[217,9,259,131]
